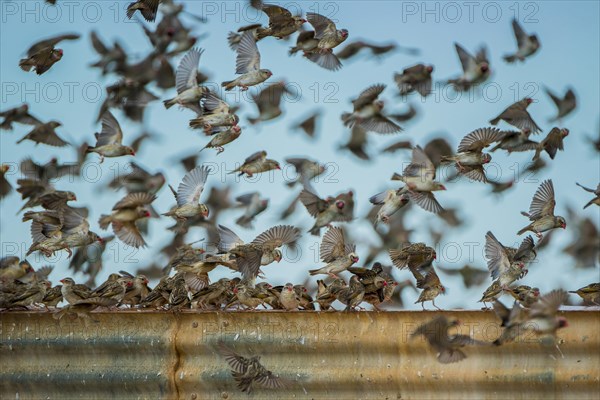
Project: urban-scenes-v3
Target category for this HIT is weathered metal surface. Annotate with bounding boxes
[1,310,599,399]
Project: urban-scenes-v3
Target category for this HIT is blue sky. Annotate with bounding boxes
[1,1,598,309]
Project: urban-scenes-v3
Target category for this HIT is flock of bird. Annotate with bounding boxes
[1,0,599,376]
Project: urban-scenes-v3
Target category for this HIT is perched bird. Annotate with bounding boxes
[545,87,576,122]
[163,165,211,220]
[394,64,434,97]
[60,277,92,305]
[16,121,68,147]
[448,43,490,91]
[248,81,291,124]
[222,31,272,91]
[341,84,402,134]
[478,280,504,309]
[369,189,409,226]
[315,278,346,310]
[569,283,600,306]
[391,146,446,214]
[309,226,358,277]
[278,283,299,311]
[0,104,41,130]
[299,189,354,235]
[335,275,366,311]
[216,341,287,394]
[490,98,541,134]
[412,266,445,310]
[533,127,569,161]
[99,193,155,248]
[228,151,281,177]
[0,164,12,199]
[19,33,80,75]
[190,91,239,133]
[503,19,541,63]
[490,128,538,153]
[518,180,566,238]
[284,157,326,192]
[235,192,269,228]
[86,111,135,163]
[508,285,540,308]
[126,0,162,22]
[217,224,300,281]
[163,48,207,114]
[0,257,34,281]
[576,182,600,209]
[411,316,485,363]
[441,127,504,183]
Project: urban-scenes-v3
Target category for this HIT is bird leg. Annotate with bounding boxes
[421,303,427,311]
[216,146,224,154]
[66,248,73,258]
[535,231,543,240]
[241,85,249,91]
[327,272,339,279]
[203,124,212,133]
[99,155,105,164]
[432,300,442,311]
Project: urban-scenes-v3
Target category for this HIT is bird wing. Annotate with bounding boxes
[202,91,231,114]
[95,111,123,146]
[216,342,249,374]
[320,226,354,262]
[454,43,476,73]
[306,12,337,39]
[485,231,511,279]
[352,84,386,109]
[113,192,156,210]
[252,225,300,250]
[244,151,267,165]
[511,19,528,48]
[27,33,80,56]
[408,191,443,214]
[112,221,145,248]
[176,166,210,206]
[176,48,203,94]
[299,189,328,216]
[530,289,568,318]
[217,225,245,252]
[527,179,556,219]
[403,145,436,181]
[457,127,503,153]
[236,31,261,73]
[360,115,402,134]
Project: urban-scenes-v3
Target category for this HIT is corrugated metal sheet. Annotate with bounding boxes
[1,310,599,399]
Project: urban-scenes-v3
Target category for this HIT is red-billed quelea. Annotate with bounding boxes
[412,316,486,364]
[302,13,348,70]
[99,192,156,248]
[249,1,306,40]
[391,146,446,214]
[200,125,242,154]
[163,48,208,114]
[441,127,504,183]
[484,231,530,289]
[448,43,490,91]
[163,165,211,220]
[504,19,541,63]
[533,127,569,161]
[545,87,576,122]
[369,189,409,226]
[228,151,281,177]
[394,64,434,97]
[216,341,288,394]
[19,33,80,75]
[575,182,600,209]
[222,31,272,91]
[0,164,12,199]
[189,91,239,134]
[342,84,402,134]
[518,179,566,239]
[248,81,291,124]
[299,189,354,235]
[285,157,326,192]
[309,226,358,277]
[490,98,541,134]
[235,192,269,229]
[16,121,68,147]
[0,104,41,130]
[86,111,135,163]
[288,30,342,71]
[217,224,300,282]
[490,128,538,153]
[126,0,162,22]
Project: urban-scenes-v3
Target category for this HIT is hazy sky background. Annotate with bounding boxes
[1,0,598,309]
